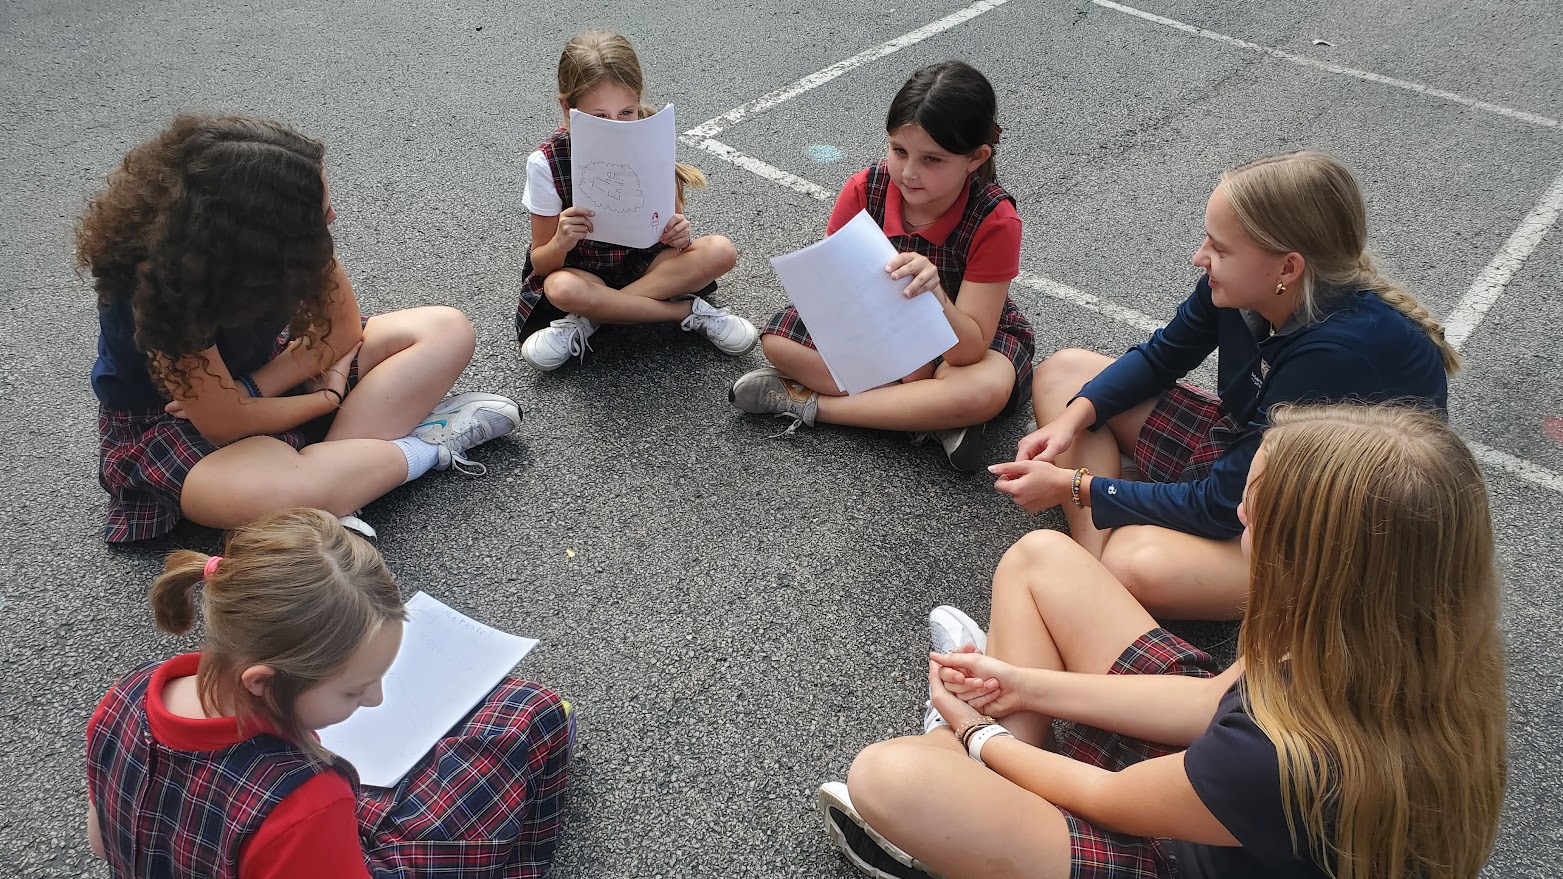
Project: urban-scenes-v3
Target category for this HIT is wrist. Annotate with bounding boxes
[967,724,1014,766]
[235,373,261,399]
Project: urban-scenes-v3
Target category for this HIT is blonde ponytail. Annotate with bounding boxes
[150,550,209,634]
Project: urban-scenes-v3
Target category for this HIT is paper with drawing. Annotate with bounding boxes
[569,104,677,249]
[769,210,958,395]
[318,592,538,787]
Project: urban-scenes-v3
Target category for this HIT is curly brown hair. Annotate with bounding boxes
[75,114,339,398]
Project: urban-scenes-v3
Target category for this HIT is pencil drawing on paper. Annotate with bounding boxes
[579,162,645,214]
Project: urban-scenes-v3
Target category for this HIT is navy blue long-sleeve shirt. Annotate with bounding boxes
[1079,277,1448,540]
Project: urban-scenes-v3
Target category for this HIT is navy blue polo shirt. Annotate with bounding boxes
[1079,278,1448,539]
[92,295,286,410]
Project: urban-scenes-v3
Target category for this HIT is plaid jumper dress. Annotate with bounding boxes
[89,659,575,878]
[515,127,668,342]
[87,661,348,878]
[762,162,1035,412]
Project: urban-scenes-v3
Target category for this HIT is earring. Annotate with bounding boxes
[1275,281,1287,296]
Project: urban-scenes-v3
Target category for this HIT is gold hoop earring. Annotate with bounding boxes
[1275,281,1287,296]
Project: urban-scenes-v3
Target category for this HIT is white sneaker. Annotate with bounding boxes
[338,512,377,539]
[681,296,758,355]
[521,314,599,371]
[412,393,522,476]
[928,605,987,655]
[817,782,935,879]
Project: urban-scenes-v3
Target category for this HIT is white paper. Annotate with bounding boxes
[318,592,539,787]
[769,211,959,395]
[569,104,677,249]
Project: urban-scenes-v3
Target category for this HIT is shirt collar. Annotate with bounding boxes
[146,652,275,752]
[882,176,971,245]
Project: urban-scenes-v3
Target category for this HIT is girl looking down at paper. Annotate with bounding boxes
[729,60,1033,472]
[84,508,573,879]
[80,114,521,544]
[517,30,757,371]
[992,151,1455,620]
[819,403,1506,879]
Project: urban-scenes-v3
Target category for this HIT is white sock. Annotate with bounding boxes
[393,436,441,483]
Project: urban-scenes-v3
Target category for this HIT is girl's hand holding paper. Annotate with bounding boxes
[886,251,941,299]
[659,212,693,250]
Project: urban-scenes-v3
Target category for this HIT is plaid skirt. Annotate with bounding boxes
[515,246,666,338]
[97,325,364,544]
[1133,384,1242,484]
[1052,628,1219,879]
[360,676,574,879]
[761,299,1035,414]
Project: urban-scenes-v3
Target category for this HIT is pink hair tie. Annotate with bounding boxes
[203,556,223,580]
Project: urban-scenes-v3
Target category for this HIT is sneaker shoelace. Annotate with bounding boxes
[551,316,595,363]
[768,412,808,439]
[439,408,516,477]
[680,302,733,336]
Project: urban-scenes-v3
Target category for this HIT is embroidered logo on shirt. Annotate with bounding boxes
[1107,485,1117,495]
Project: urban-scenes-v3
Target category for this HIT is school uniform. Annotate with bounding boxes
[1078,278,1449,540]
[515,128,669,341]
[86,653,573,879]
[91,298,362,543]
[1051,632,1332,879]
[761,162,1035,412]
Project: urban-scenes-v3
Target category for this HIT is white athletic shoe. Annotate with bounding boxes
[817,782,937,879]
[522,314,599,371]
[412,393,522,476]
[681,296,758,355]
[338,512,377,539]
[928,605,987,655]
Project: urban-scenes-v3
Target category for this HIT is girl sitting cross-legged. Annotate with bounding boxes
[819,402,1506,879]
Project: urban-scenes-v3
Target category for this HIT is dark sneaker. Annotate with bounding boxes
[909,424,986,472]
[817,782,936,879]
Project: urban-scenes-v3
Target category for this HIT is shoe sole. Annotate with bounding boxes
[712,330,760,357]
[816,784,932,879]
[520,346,571,372]
[929,605,987,654]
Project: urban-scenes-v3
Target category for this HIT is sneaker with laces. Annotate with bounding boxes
[817,782,936,879]
[681,296,758,355]
[908,424,986,472]
[521,314,599,371]
[728,367,819,436]
[412,393,522,476]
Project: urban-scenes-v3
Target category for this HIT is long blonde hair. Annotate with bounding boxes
[150,508,406,763]
[555,29,706,196]
[1221,151,1459,373]
[1240,403,1506,879]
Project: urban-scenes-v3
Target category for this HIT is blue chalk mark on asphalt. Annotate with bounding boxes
[805,144,843,164]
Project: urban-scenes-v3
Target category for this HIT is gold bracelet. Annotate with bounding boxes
[1071,467,1090,508]
[954,715,996,746]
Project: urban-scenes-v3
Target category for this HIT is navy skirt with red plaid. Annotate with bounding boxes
[1052,628,1219,879]
[761,299,1035,415]
[1133,384,1241,485]
[97,324,364,544]
[360,676,574,878]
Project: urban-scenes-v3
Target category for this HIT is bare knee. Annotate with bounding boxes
[953,374,1010,425]
[847,739,929,827]
[994,529,1081,610]
[1032,348,1108,412]
[415,305,475,357]
[1002,528,1078,573]
[1100,526,1165,601]
[543,272,593,313]
[692,234,738,275]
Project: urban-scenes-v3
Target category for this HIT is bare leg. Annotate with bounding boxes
[1029,348,1156,557]
[181,436,408,527]
[985,530,1162,746]
[809,353,1014,432]
[1100,526,1248,620]
[546,236,738,324]
[847,731,1072,879]
[760,335,847,396]
[325,306,475,442]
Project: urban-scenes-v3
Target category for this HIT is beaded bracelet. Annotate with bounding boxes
[235,373,262,398]
[1070,467,1090,508]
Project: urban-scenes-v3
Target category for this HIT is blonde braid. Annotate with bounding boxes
[1355,255,1461,374]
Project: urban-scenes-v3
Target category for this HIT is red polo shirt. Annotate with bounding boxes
[826,167,1022,284]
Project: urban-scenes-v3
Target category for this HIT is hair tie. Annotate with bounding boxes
[203,556,223,580]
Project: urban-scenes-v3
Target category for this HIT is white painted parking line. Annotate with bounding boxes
[1468,441,1563,494]
[679,136,835,200]
[1091,0,1562,131]
[1013,272,1164,334]
[684,0,1015,140]
[1444,169,1563,350]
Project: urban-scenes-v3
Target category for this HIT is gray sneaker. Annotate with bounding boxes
[412,393,522,476]
[728,367,819,436]
[908,424,985,472]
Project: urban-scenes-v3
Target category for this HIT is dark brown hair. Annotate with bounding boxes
[75,114,340,398]
[885,60,1000,184]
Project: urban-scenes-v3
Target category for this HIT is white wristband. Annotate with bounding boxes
[967,724,1013,765]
